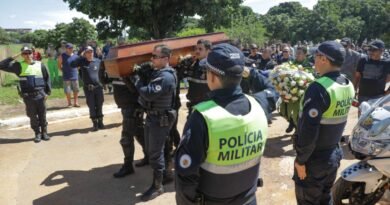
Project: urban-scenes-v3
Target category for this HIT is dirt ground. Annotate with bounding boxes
[0,99,388,205]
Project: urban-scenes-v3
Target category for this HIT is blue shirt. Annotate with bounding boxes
[61,53,79,81]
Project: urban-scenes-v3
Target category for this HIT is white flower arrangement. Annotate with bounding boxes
[269,62,315,103]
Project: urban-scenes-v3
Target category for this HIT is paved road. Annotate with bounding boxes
[0,105,388,205]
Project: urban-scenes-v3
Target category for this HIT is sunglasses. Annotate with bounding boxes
[282,51,289,53]
[22,52,32,55]
[151,54,167,59]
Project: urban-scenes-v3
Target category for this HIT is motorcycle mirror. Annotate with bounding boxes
[359,102,371,117]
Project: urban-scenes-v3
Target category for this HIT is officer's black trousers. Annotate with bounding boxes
[294,148,342,205]
[120,107,146,166]
[23,95,47,133]
[144,113,176,175]
[84,87,104,119]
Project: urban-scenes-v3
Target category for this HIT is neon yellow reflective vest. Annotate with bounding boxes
[19,61,45,91]
[194,95,268,175]
[302,75,355,125]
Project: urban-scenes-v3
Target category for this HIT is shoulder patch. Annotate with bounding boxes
[308,108,319,118]
[155,85,162,91]
[179,154,192,169]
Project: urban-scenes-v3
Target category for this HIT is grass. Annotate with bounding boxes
[0,44,67,104]
[0,86,65,105]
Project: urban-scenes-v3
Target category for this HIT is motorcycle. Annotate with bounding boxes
[332,94,390,205]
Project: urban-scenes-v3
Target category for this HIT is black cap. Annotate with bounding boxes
[369,40,385,49]
[206,43,244,77]
[340,37,351,46]
[65,43,74,49]
[20,46,32,53]
[316,41,345,65]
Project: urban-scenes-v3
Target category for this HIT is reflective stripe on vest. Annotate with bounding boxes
[314,76,354,125]
[187,76,207,84]
[195,95,268,174]
[112,80,125,85]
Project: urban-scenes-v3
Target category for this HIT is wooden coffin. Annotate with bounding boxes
[104,32,230,78]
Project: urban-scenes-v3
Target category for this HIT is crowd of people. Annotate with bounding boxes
[0,35,389,205]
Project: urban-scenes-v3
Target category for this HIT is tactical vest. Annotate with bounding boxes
[313,76,355,125]
[148,67,177,110]
[194,95,268,198]
[187,60,209,104]
[19,61,45,92]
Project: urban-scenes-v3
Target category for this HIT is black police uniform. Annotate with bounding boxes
[133,65,177,200]
[258,57,277,71]
[294,71,351,204]
[175,44,263,205]
[184,59,210,116]
[0,57,51,142]
[70,56,104,129]
[176,86,259,205]
[111,78,147,176]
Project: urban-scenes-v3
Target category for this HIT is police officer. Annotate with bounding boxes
[0,46,51,143]
[130,44,177,201]
[70,46,105,131]
[100,65,148,177]
[184,39,212,116]
[294,41,354,205]
[175,43,268,205]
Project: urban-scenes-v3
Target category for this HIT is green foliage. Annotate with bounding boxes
[220,13,267,46]
[262,0,390,44]
[64,18,97,46]
[31,30,49,48]
[4,18,97,49]
[176,28,206,37]
[64,0,242,39]
[0,27,11,44]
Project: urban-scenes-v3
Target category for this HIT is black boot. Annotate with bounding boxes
[41,126,50,141]
[113,163,134,178]
[34,132,42,143]
[135,157,149,167]
[98,117,105,129]
[285,120,295,133]
[92,119,99,131]
[162,160,174,185]
[141,172,164,201]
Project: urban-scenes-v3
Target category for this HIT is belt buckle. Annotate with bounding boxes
[88,84,94,91]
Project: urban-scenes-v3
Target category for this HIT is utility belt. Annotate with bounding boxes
[21,91,41,97]
[146,109,176,127]
[18,86,44,98]
[85,84,101,91]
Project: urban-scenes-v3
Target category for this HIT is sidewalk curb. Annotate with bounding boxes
[0,103,120,129]
[0,94,189,129]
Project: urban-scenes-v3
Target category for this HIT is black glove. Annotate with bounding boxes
[134,62,153,84]
[129,74,140,85]
[122,75,138,93]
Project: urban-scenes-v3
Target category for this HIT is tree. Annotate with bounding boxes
[64,0,242,39]
[19,32,36,43]
[31,30,49,49]
[65,18,97,46]
[220,13,267,46]
[0,27,11,44]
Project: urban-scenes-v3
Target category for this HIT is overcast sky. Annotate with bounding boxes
[0,0,318,30]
